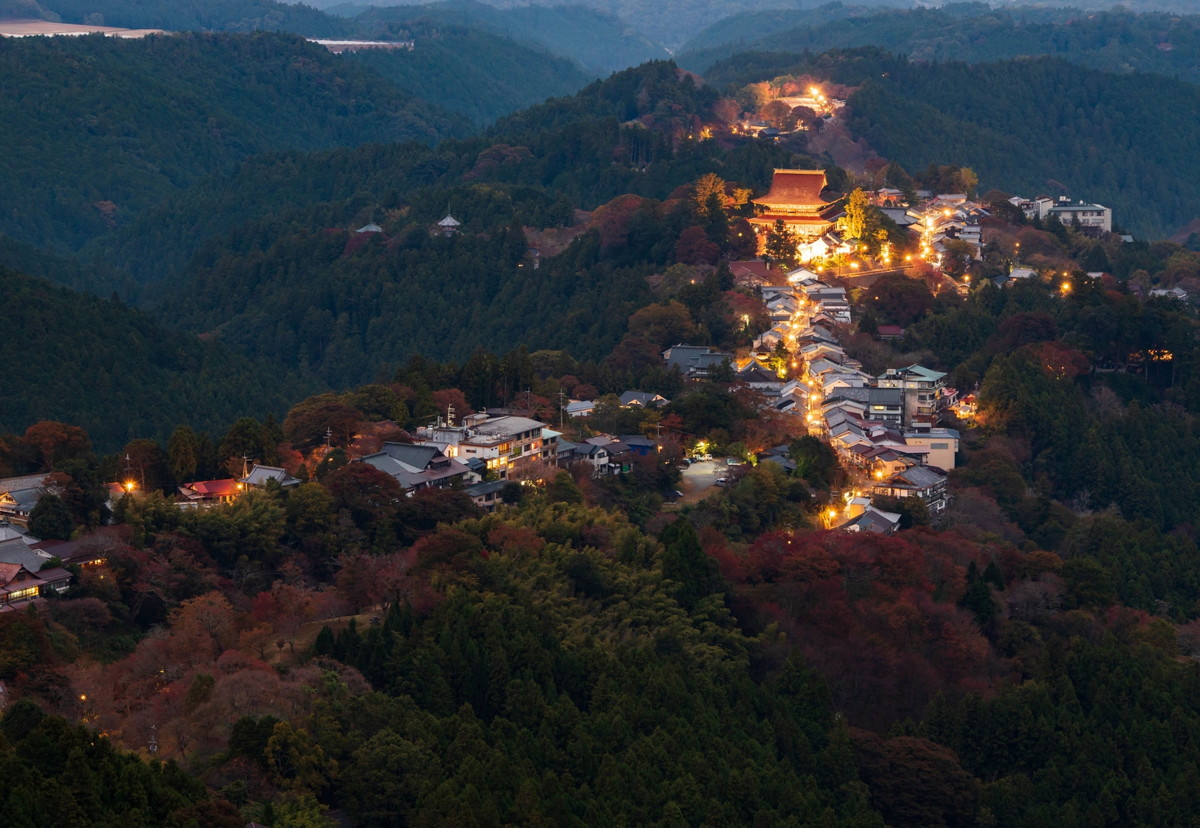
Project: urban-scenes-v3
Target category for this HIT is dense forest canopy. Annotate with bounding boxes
[344,25,590,126]
[33,0,355,35]
[347,0,670,76]
[0,267,310,449]
[681,3,1200,83]
[31,0,672,76]
[0,31,456,251]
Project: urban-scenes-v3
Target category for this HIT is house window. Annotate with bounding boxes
[5,585,39,603]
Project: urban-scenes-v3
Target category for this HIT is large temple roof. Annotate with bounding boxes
[753,169,831,208]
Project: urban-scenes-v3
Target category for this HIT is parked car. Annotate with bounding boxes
[715,477,729,486]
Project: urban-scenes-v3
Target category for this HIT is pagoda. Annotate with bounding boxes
[748,169,842,253]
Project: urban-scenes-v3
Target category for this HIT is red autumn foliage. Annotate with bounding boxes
[730,529,1000,728]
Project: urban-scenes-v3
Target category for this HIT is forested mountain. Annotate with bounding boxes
[348,0,669,76]
[0,267,310,449]
[112,63,804,382]
[15,22,1200,826]
[842,53,1200,239]
[0,235,129,298]
[35,0,352,35]
[681,4,1200,83]
[714,48,1200,239]
[84,60,754,293]
[345,26,590,126]
[0,701,242,826]
[330,0,909,50]
[31,0,670,75]
[0,31,456,252]
[0,0,55,19]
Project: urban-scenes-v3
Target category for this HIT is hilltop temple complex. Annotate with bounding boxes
[748,169,843,253]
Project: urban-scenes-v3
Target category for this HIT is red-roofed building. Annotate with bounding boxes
[178,478,243,507]
[728,259,776,288]
[749,169,843,253]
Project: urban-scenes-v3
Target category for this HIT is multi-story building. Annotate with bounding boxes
[876,364,947,427]
[1048,200,1112,233]
[414,414,555,479]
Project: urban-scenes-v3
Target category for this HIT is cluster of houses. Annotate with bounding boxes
[737,268,961,533]
[905,194,990,273]
[0,485,110,612]
[629,256,962,533]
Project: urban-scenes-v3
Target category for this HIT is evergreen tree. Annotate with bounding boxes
[29,492,73,541]
[764,219,798,267]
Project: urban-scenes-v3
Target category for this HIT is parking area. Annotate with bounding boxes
[678,459,734,504]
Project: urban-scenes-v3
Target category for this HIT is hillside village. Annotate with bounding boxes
[0,160,1138,610]
[8,13,1200,823]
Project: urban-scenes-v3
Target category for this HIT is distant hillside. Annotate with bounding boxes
[0,267,312,450]
[788,48,1200,239]
[0,0,57,19]
[343,0,909,51]
[89,60,766,298]
[82,62,804,382]
[35,0,669,74]
[488,59,718,138]
[681,4,1200,84]
[350,0,669,75]
[0,31,457,251]
[0,235,129,298]
[346,25,590,125]
[36,0,351,36]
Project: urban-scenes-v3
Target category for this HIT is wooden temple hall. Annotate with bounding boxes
[748,168,843,251]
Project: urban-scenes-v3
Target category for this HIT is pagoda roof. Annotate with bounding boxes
[753,169,833,208]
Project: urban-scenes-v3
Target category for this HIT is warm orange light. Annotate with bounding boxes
[123,481,136,493]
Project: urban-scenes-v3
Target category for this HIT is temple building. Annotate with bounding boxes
[748,169,843,255]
